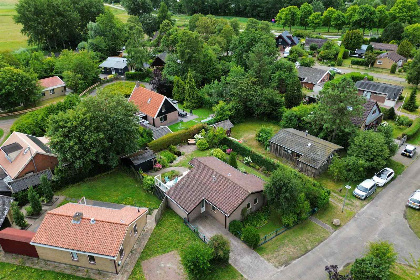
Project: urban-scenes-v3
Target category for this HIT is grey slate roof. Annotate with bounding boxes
[377,51,407,63]
[140,122,172,140]
[370,42,398,52]
[305,38,327,48]
[355,80,404,100]
[27,135,52,154]
[211,119,234,131]
[278,31,299,45]
[125,149,156,166]
[0,195,13,227]
[8,169,52,193]
[351,100,379,127]
[99,57,128,69]
[297,66,328,85]
[270,128,343,169]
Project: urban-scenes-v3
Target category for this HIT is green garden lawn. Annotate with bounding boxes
[405,207,420,239]
[97,81,136,97]
[129,210,244,280]
[0,0,28,52]
[0,262,90,280]
[169,105,213,132]
[57,168,161,209]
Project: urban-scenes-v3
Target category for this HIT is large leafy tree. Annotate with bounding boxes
[14,0,104,50]
[381,21,404,43]
[299,3,313,30]
[313,77,364,143]
[354,4,377,35]
[309,12,323,31]
[157,2,172,26]
[47,94,141,177]
[311,0,325,13]
[397,40,414,59]
[375,5,389,35]
[390,0,420,24]
[403,24,420,46]
[126,16,149,70]
[272,60,302,108]
[342,30,364,51]
[0,67,40,110]
[331,11,346,32]
[184,71,201,109]
[121,0,153,16]
[282,6,300,32]
[407,50,420,85]
[345,5,359,28]
[322,7,336,33]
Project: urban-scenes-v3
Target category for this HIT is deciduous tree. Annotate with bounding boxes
[282,6,300,31]
[342,30,364,50]
[299,3,313,30]
[331,11,346,32]
[322,7,336,32]
[381,21,404,43]
[390,0,420,24]
[375,5,389,35]
[407,50,420,85]
[121,0,153,16]
[397,39,414,59]
[309,12,322,31]
[354,4,377,35]
[403,24,420,47]
[184,71,201,109]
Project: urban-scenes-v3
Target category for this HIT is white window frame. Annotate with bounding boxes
[377,60,382,65]
[254,198,258,205]
[134,224,138,235]
[70,252,78,261]
[88,255,96,264]
[49,89,55,95]
[160,115,167,123]
[246,202,251,209]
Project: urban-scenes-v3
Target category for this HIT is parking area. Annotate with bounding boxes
[391,144,419,166]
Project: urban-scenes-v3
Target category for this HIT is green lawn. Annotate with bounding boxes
[129,210,244,280]
[256,219,330,267]
[107,5,130,23]
[0,1,28,52]
[169,105,213,132]
[405,207,420,239]
[37,95,67,107]
[314,201,355,230]
[97,81,136,97]
[57,168,161,209]
[386,120,407,139]
[0,262,90,280]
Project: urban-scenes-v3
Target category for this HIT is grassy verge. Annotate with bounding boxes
[256,219,330,267]
[169,106,213,132]
[129,210,243,280]
[0,262,91,280]
[314,201,355,230]
[56,168,161,209]
[37,95,67,107]
[341,262,420,280]
[0,128,4,140]
[405,207,420,239]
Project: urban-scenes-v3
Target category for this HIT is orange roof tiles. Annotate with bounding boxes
[31,203,147,257]
[39,76,65,90]
[129,86,165,118]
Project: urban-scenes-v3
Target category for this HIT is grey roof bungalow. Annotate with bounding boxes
[99,57,129,75]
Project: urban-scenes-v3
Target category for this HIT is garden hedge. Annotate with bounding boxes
[125,70,152,81]
[351,58,369,66]
[336,46,345,66]
[403,118,420,140]
[148,123,206,152]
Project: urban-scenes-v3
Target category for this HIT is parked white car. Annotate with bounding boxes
[353,179,377,200]
[407,190,420,209]
[329,67,342,74]
[372,168,395,187]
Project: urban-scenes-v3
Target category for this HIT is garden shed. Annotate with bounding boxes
[0,228,39,258]
[211,119,234,136]
[122,149,156,172]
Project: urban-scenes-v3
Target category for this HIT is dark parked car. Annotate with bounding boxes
[401,144,416,158]
[178,111,187,117]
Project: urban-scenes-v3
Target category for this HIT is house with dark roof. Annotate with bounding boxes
[0,195,13,229]
[375,52,407,69]
[269,129,343,177]
[276,31,299,51]
[39,76,66,101]
[150,52,168,68]
[139,121,172,140]
[121,149,156,172]
[370,42,398,52]
[355,79,404,107]
[166,157,265,229]
[129,84,178,128]
[99,57,129,75]
[304,38,327,50]
[351,100,383,130]
[297,66,330,90]
[0,132,57,194]
[31,203,148,274]
[354,44,369,58]
[210,119,234,136]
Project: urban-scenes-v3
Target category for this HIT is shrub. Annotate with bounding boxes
[403,118,420,140]
[11,202,27,229]
[12,189,29,206]
[309,43,318,51]
[182,243,213,279]
[343,49,349,59]
[157,156,169,168]
[28,186,42,216]
[390,63,397,74]
[396,115,413,127]
[243,206,270,228]
[256,126,274,148]
[159,150,177,163]
[143,175,155,193]
[25,206,33,216]
[228,152,238,168]
[210,148,226,161]
[241,226,260,249]
[336,57,343,66]
[336,46,345,66]
[196,139,209,151]
[208,234,230,263]
[148,124,206,151]
[388,107,396,120]
[402,88,418,112]
[205,127,226,148]
[229,220,243,237]
[351,58,368,66]
[168,145,181,156]
[328,156,368,182]
[39,175,54,202]
[125,69,152,81]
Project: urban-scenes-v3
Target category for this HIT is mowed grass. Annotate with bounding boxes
[0,262,91,280]
[97,81,136,97]
[256,219,330,267]
[0,1,28,51]
[405,207,420,239]
[169,105,213,132]
[107,5,130,23]
[57,168,161,209]
[314,201,355,229]
[129,210,244,280]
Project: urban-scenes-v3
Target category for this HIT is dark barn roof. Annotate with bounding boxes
[355,80,404,100]
[270,128,343,169]
[297,66,328,85]
[8,169,52,193]
[0,195,13,227]
[370,42,398,52]
[277,31,299,46]
[140,122,172,140]
[211,119,234,131]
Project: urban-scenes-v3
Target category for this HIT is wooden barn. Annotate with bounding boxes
[269,129,343,177]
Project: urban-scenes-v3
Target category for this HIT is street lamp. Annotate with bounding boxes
[342,185,351,213]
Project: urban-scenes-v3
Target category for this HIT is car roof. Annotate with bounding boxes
[377,167,392,174]
[360,179,375,188]
[412,190,420,200]
[406,144,416,150]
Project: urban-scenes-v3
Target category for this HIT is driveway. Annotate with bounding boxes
[267,156,420,280]
[193,214,278,280]
[392,144,420,166]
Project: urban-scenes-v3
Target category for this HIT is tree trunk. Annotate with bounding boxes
[328,25,330,32]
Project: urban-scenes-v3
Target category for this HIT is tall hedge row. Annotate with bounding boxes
[403,118,420,140]
[148,123,206,151]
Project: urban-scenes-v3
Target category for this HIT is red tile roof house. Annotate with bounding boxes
[129,84,178,128]
[39,76,66,101]
[166,157,265,229]
[31,203,148,274]
[0,132,57,194]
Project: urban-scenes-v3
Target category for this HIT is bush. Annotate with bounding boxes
[208,234,230,264]
[403,118,420,140]
[388,107,396,120]
[168,145,181,156]
[159,150,177,163]
[228,152,238,168]
[343,49,349,59]
[256,126,274,148]
[390,63,397,74]
[210,148,226,161]
[336,57,343,66]
[309,43,318,51]
[182,243,213,279]
[196,139,209,151]
[402,88,418,112]
[229,220,243,237]
[396,115,413,127]
[351,58,368,66]
[157,156,169,168]
[336,46,345,66]
[328,156,368,182]
[241,226,260,249]
[243,206,270,228]
[11,202,27,229]
[143,175,155,193]
[12,189,29,206]
[28,186,42,216]
[125,69,152,81]
[148,124,206,151]
[39,175,54,202]
[25,206,33,216]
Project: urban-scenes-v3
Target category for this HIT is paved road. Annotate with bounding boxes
[0,117,17,143]
[267,158,420,280]
[314,64,406,83]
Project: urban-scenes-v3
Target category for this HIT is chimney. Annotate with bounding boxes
[72,212,83,224]
[135,81,140,88]
[363,76,368,81]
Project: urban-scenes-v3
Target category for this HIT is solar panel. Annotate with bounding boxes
[27,135,52,154]
[1,143,23,155]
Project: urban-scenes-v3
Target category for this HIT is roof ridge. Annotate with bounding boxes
[46,211,136,226]
[284,129,342,148]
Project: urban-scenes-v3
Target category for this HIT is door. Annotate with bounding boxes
[201,200,205,213]
[111,68,115,74]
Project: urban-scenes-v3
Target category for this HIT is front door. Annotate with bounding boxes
[111,68,115,74]
[201,200,205,213]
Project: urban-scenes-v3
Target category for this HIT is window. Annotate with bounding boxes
[247,202,251,209]
[160,115,167,123]
[49,89,55,95]
[161,105,166,113]
[41,92,45,97]
[212,205,216,212]
[254,198,258,205]
[134,224,138,235]
[88,255,96,264]
[119,246,124,259]
[70,252,78,261]
[377,60,382,65]
[372,109,377,114]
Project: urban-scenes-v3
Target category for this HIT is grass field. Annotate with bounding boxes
[129,210,244,280]
[169,105,213,132]
[405,207,420,239]
[57,168,161,209]
[0,0,28,51]
[97,81,136,97]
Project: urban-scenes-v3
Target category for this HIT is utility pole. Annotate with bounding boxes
[342,185,351,213]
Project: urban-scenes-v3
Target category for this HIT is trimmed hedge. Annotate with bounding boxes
[336,46,345,66]
[351,58,368,66]
[148,123,206,151]
[403,118,420,140]
[125,69,152,81]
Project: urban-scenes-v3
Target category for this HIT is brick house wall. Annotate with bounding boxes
[41,86,66,101]
[17,153,58,179]
[374,57,394,69]
[149,111,178,128]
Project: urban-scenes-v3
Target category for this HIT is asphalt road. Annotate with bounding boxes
[0,117,17,143]
[267,158,420,280]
